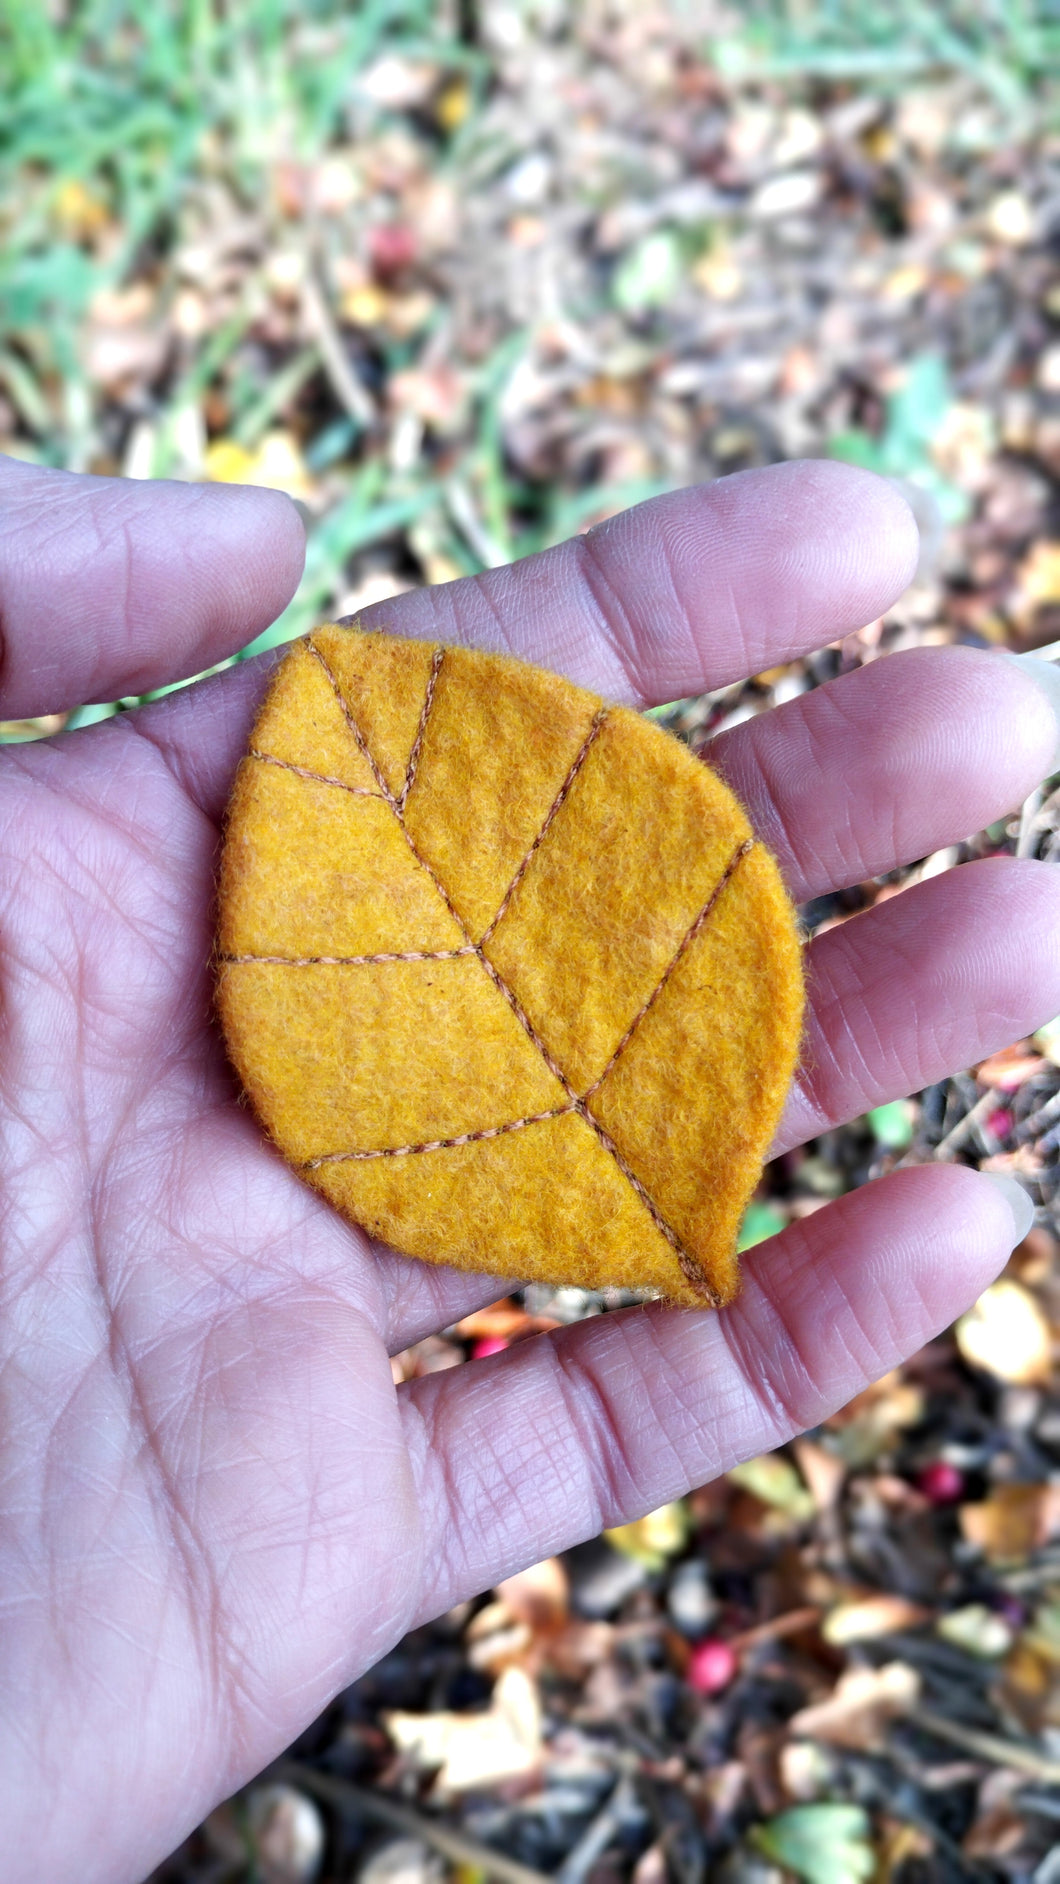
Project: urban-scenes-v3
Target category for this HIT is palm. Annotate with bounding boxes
[1,458,1057,1884]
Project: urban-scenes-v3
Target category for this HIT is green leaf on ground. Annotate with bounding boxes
[749,1804,875,1884]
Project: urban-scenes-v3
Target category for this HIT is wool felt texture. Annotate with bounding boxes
[217,625,805,1306]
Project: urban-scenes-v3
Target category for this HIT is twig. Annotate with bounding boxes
[908,1709,1060,1784]
[1017,786,1045,859]
[728,1606,822,1651]
[1017,1088,1060,1145]
[933,1087,1003,1161]
[555,1772,636,1884]
[445,476,511,568]
[274,1764,552,1884]
[299,266,375,431]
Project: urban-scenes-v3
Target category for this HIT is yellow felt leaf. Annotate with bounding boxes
[217,626,804,1305]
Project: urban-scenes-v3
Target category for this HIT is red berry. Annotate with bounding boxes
[916,1460,965,1505]
[471,1335,509,1360]
[686,1638,737,1694]
[369,223,417,278]
[986,1108,1014,1140]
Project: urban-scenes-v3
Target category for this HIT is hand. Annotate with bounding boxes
[1,455,1057,1884]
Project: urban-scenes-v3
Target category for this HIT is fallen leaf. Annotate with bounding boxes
[975,1048,1047,1090]
[867,1100,914,1151]
[789,1663,920,1752]
[204,431,314,503]
[727,1453,814,1522]
[792,1438,846,1514]
[955,1280,1053,1386]
[874,1818,933,1881]
[605,1500,688,1568]
[496,1557,569,1633]
[823,1372,924,1467]
[749,1802,874,1884]
[384,1666,541,1797]
[51,177,111,242]
[959,1483,1060,1564]
[1012,541,1060,622]
[738,1200,787,1250]
[986,189,1035,245]
[822,1595,929,1646]
[243,1784,325,1884]
[936,1603,1013,1659]
[612,229,685,314]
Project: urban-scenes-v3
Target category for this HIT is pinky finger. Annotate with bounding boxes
[399,1165,1023,1620]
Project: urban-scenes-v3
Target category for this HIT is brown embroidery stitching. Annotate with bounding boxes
[399,644,444,812]
[306,639,397,805]
[249,749,383,798]
[573,1106,721,1306]
[581,836,754,1104]
[303,633,729,1296]
[221,946,478,968]
[478,705,609,948]
[303,1101,577,1167]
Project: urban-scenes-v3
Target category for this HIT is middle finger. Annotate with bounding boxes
[711,643,1057,903]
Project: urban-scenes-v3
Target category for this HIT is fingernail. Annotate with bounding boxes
[1000,653,1060,771]
[883,476,941,583]
[981,1171,1035,1246]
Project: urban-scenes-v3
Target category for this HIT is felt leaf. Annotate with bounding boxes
[217,627,804,1305]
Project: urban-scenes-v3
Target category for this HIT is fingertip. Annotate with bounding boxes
[776,459,921,613]
[182,481,307,633]
[895,1162,1025,1319]
[979,1171,1036,1246]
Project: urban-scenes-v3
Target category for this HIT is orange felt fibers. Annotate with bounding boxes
[216,625,804,1306]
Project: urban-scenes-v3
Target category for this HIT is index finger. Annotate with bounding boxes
[138,460,918,819]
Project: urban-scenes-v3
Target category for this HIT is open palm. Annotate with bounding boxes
[1,455,1058,1884]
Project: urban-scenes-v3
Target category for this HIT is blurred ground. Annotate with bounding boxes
[2,4,1060,1881]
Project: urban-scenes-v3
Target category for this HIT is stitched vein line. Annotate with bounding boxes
[581,836,755,1105]
[307,639,398,805]
[303,1102,577,1167]
[573,1105,721,1307]
[306,635,713,1294]
[399,644,444,811]
[220,946,478,968]
[478,705,610,947]
[248,749,383,798]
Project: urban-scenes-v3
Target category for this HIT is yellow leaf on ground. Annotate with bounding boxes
[789,1662,920,1751]
[205,431,314,502]
[496,1557,569,1632]
[52,177,111,241]
[823,1595,929,1645]
[959,1483,1060,1564]
[605,1501,688,1567]
[956,1280,1053,1386]
[384,1666,541,1797]
[1013,541,1060,617]
[727,1453,814,1521]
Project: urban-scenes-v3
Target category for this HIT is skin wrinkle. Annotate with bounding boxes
[550,1336,643,1532]
[572,528,647,696]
